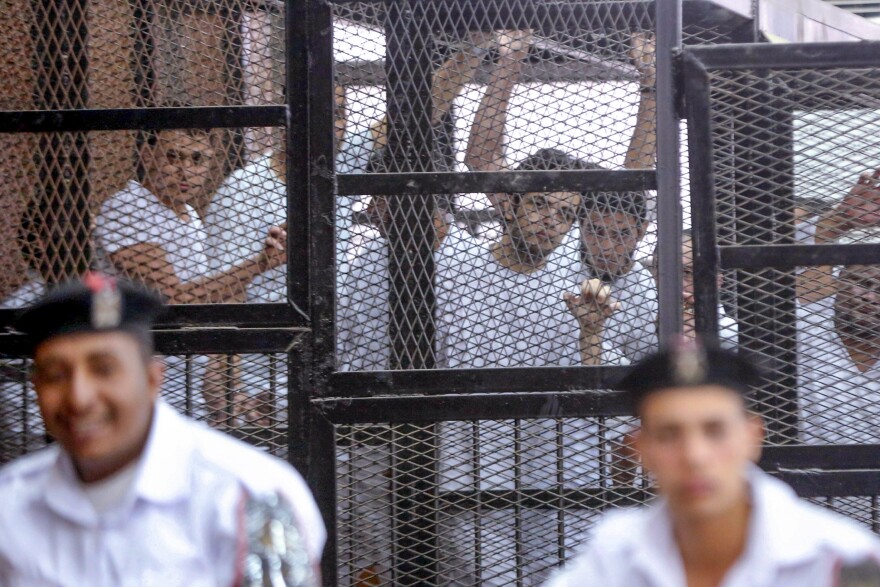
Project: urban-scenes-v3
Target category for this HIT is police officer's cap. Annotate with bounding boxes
[16,272,164,353]
[616,337,762,410]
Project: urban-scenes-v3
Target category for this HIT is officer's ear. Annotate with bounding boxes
[746,412,764,463]
[146,358,164,401]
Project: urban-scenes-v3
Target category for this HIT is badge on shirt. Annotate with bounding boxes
[239,491,318,587]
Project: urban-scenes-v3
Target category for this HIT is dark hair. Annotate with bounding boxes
[514,148,598,172]
[579,190,649,226]
[365,146,455,213]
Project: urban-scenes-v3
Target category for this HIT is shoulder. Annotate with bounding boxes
[0,446,59,507]
[547,508,648,587]
[101,181,156,212]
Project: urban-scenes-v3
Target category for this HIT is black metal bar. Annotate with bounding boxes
[384,1,439,581]
[760,444,880,471]
[686,41,880,71]
[152,303,307,328]
[720,243,880,270]
[337,169,658,196]
[309,411,338,587]
[0,105,287,133]
[656,0,684,340]
[773,470,880,498]
[313,391,632,424]
[729,68,799,444]
[327,366,628,397]
[683,52,720,341]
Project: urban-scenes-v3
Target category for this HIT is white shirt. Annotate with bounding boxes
[0,400,325,587]
[337,223,477,371]
[435,243,581,368]
[0,275,45,310]
[95,180,209,284]
[204,155,285,303]
[545,466,880,587]
[797,294,880,444]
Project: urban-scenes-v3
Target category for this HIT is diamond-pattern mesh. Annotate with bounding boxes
[0,352,290,465]
[704,66,880,446]
[335,414,646,587]
[336,1,659,371]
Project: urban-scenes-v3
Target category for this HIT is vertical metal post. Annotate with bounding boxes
[732,77,798,443]
[682,53,721,342]
[33,0,91,282]
[385,0,440,583]
[655,0,683,340]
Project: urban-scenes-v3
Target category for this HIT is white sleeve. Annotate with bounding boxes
[542,544,610,587]
[204,178,258,274]
[95,190,153,255]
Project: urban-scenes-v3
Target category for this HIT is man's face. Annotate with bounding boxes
[835,265,880,341]
[509,191,580,256]
[636,385,762,521]
[580,209,644,277]
[32,331,162,482]
[144,130,214,206]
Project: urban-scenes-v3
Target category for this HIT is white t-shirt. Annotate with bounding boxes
[545,466,880,587]
[94,181,209,418]
[337,223,478,371]
[435,244,581,369]
[0,400,325,586]
[204,155,285,304]
[797,294,880,444]
[95,180,209,283]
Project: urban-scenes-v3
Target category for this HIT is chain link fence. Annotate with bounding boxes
[3,1,880,586]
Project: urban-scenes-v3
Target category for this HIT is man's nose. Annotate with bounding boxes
[66,368,97,413]
[681,433,711,467]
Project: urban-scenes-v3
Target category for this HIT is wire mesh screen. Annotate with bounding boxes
[0,351,290,465]
[0,127,290,306]
[335,1,660,372]
[704,65,880,446]
[334,413,646,587]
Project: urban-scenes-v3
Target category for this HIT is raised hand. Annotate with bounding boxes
[629,32,656,87]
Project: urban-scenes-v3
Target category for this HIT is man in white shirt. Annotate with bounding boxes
[795,169,880,445]
[0,274,324,586]
[94,128,287,424]
[545,339,880,587]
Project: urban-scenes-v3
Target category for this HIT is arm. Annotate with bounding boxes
[797,169,880,304]
[109,226,286,304]
[431,32,494,126]
[464,31,531,209]
[563,279,621,365]
[623,33,656,170]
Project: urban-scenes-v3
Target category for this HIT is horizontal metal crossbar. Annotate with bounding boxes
[0,106,286,134]
[761,445,880,471]
[336,169,657,196]
[720,244,880,269]
[685,41,880,71]
[327,366,629,398]
[314,390,632,423]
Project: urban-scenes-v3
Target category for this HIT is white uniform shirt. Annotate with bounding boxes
[545,466,880,587]
[0,400,325,587]
[796,294,880,444]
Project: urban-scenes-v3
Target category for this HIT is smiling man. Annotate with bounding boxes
[545,338,880,587]
[0,274,323,586]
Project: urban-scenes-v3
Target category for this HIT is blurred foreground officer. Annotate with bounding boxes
[545,339,880,587]
[0,273,324,587]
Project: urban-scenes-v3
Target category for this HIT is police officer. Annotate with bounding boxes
[545,338,880,587]
[0,273,323,586]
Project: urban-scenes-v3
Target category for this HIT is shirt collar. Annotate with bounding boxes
[43,400,192,526]
[629,465,821,586]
